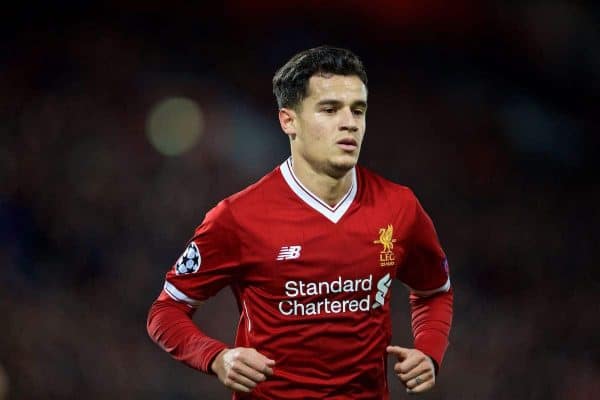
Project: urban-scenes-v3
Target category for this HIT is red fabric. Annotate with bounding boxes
[410,288,454,369]
[146,293,228,374]
[147,161,453,399]
[396,196,449,292]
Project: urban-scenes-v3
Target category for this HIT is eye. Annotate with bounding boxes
[353,109,365,116]
[323,108,336,114]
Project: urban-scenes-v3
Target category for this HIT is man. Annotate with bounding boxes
[147,46,453,399]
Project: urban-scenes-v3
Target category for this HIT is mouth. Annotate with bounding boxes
[336,137,358,151]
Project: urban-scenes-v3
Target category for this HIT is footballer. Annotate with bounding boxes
[147,46,453,399]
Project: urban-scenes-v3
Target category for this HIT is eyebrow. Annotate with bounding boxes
[316,99,368,108]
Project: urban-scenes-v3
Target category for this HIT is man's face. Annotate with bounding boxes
[290,74,367,177]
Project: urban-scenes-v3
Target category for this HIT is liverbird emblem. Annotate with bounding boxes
[373,225,396,267]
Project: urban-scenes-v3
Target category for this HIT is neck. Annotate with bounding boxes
[290,157,354,207]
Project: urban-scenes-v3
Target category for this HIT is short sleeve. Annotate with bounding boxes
[163,200,243,307]
[396,195,451,296]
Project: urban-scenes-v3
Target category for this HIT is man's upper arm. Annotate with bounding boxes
[163,200,243,307]
[396,194,450,295]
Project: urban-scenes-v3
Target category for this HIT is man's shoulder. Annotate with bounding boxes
[202,165,283,228]
[357,165,416,201]
[215,164,284,213]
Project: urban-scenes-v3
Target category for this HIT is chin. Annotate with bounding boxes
[329,155,358,175]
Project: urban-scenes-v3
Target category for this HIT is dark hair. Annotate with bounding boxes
[272,45,368,109]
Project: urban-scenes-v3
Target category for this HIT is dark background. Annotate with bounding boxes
[1,1,598,399]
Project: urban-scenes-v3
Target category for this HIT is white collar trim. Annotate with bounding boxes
[279,157,357,223]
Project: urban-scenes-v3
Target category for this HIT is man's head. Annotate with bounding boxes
[273,46,368,178]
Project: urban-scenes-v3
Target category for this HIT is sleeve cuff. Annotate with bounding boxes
[414,330,449,371]
[195,339,229,374]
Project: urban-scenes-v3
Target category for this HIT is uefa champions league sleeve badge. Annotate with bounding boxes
[175,242,201,275]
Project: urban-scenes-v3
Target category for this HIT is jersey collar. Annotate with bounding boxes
[279,157,357,224]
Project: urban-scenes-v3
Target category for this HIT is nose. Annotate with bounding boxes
[339,107,358,132]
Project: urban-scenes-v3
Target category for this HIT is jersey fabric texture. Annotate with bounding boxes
[148,158,453,400]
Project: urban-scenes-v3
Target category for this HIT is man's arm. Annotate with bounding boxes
[390,192,454,394]
[387,288,453,394]
[146,291,227,373]
[410,287,454,372]
[147,200,275,393]
[147,291,275,393]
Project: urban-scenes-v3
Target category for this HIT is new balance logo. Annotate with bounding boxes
[276,245,302,260]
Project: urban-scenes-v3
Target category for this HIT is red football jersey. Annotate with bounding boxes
[162,158,451,399]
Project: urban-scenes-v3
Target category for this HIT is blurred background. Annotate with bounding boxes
[1,1,599,399]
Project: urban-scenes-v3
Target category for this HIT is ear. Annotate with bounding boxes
[278,108,297,139]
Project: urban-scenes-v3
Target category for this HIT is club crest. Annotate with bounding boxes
[373,224,397,267]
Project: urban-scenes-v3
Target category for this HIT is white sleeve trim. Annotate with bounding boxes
[163,281,204,307]
[405,277,451,297]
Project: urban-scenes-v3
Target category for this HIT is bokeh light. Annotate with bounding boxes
[146,97,204,156]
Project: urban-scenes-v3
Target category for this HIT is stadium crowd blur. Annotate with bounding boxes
[1,2,598,399]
